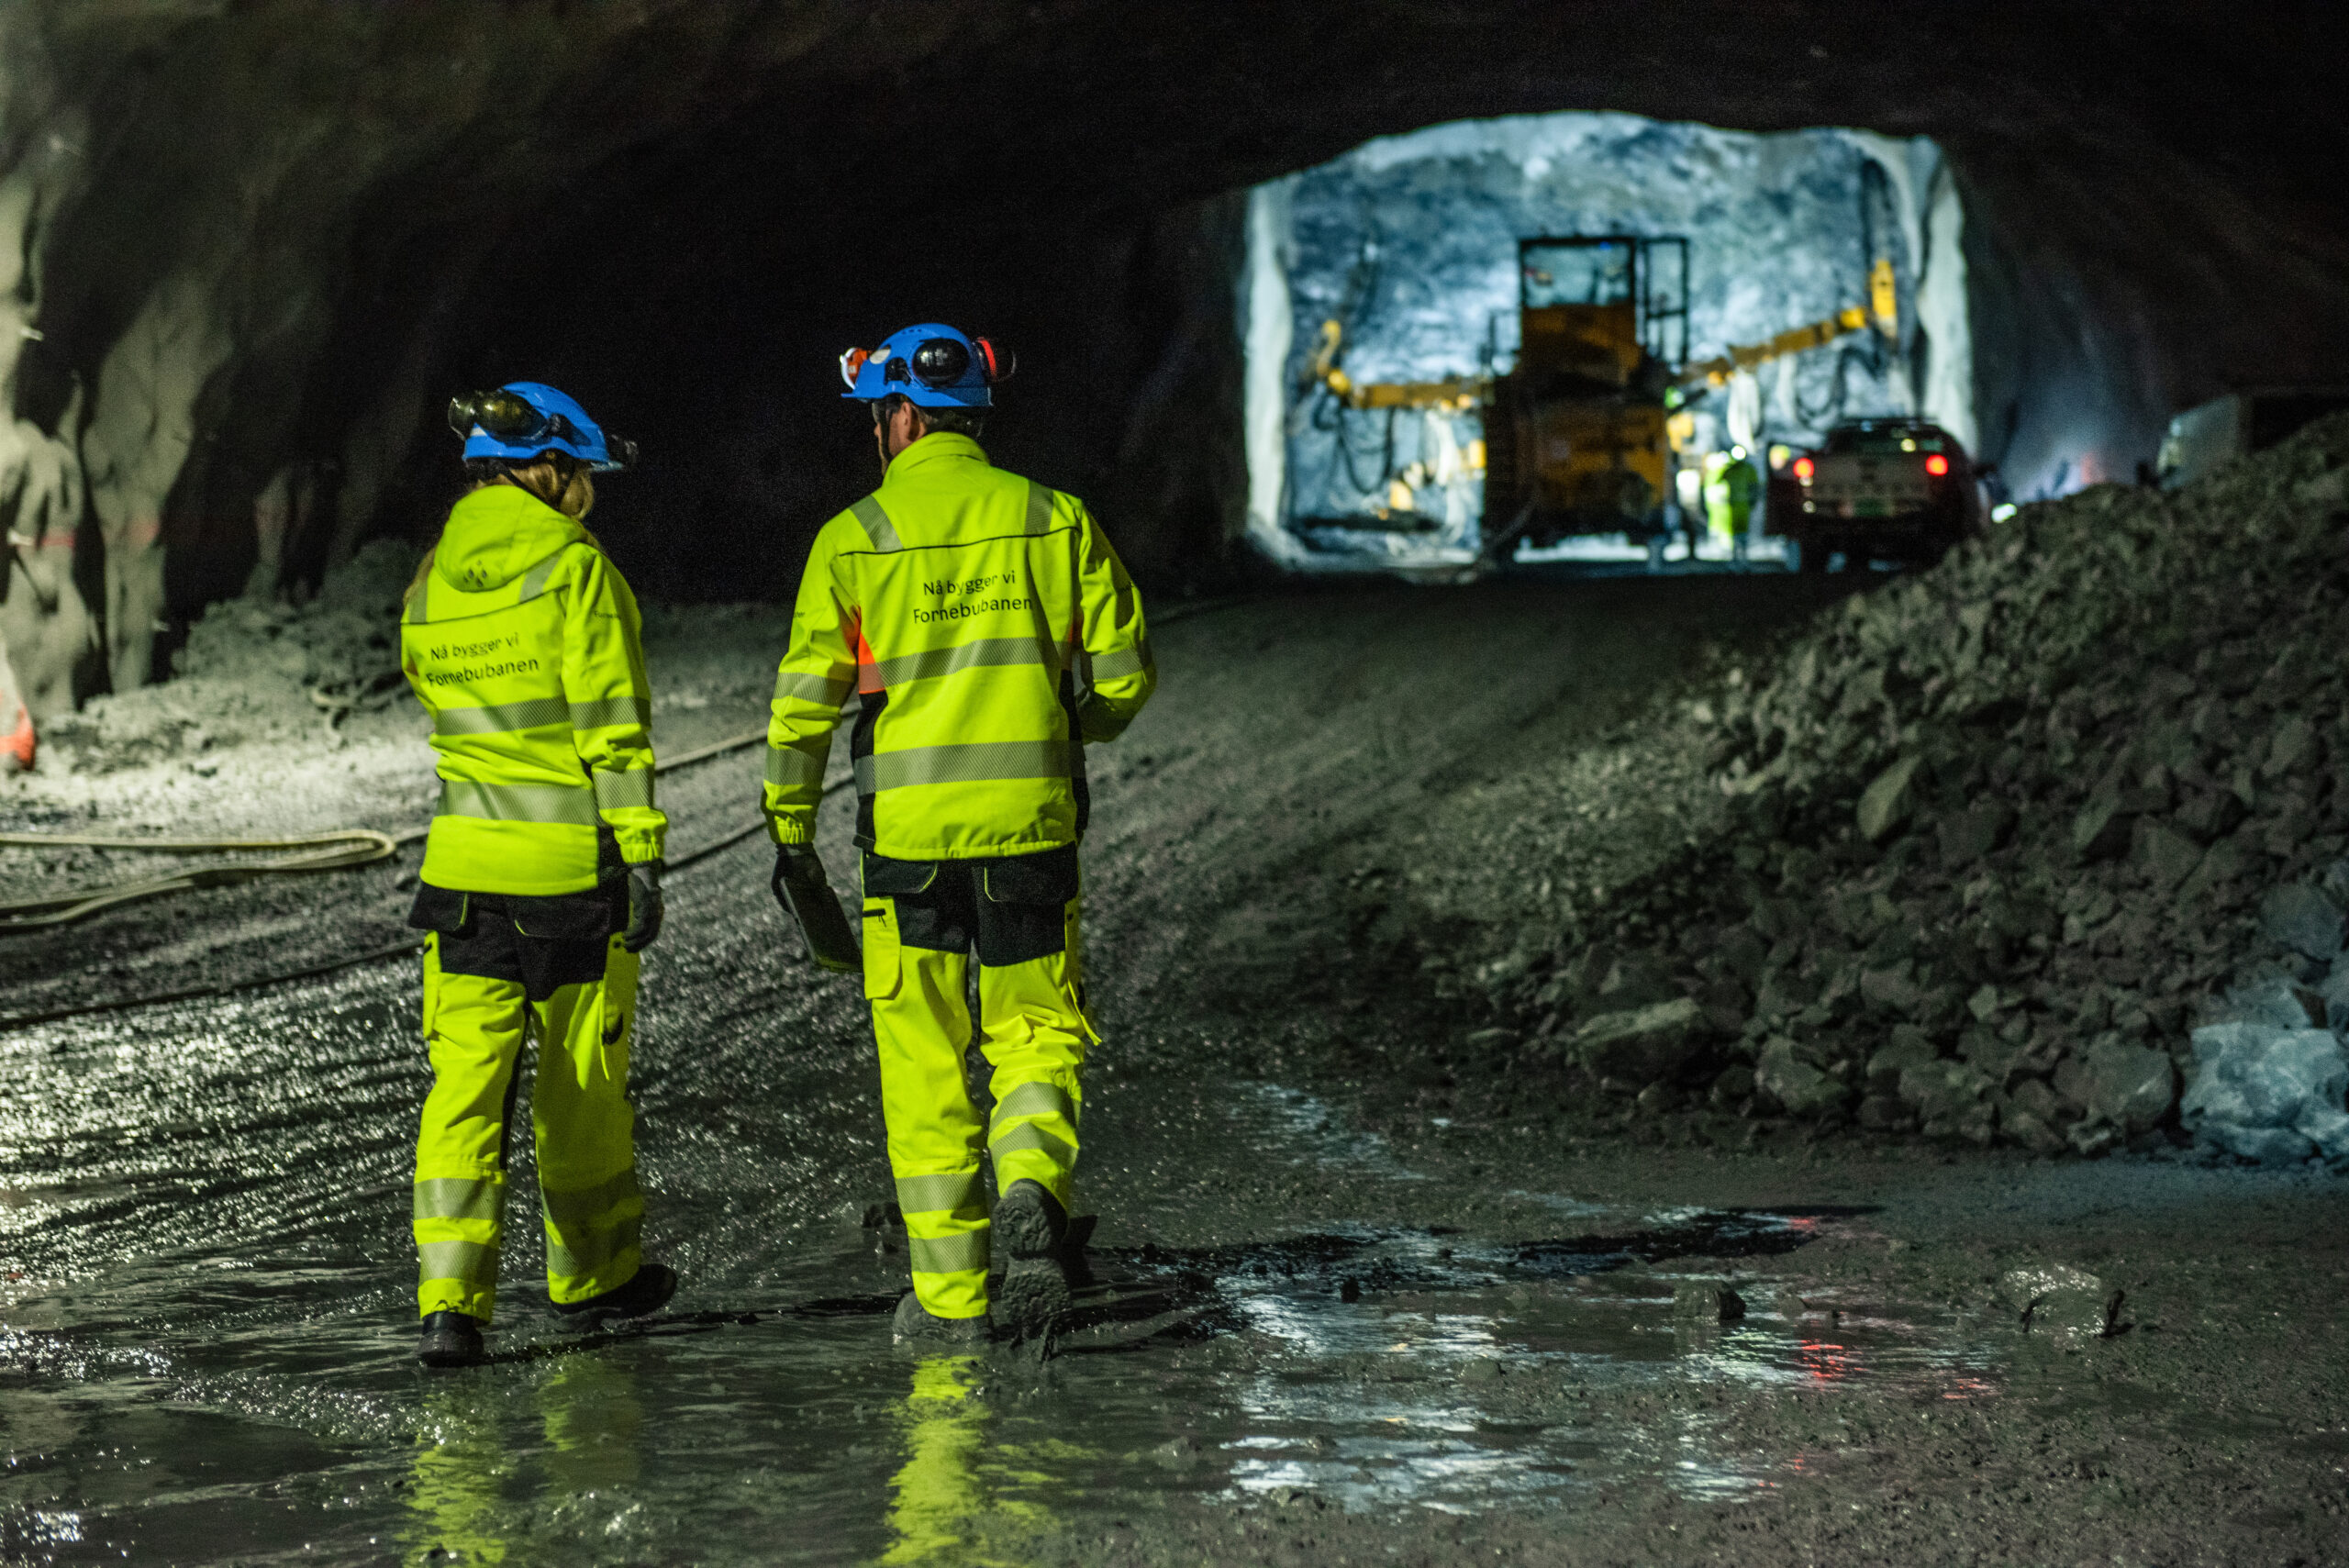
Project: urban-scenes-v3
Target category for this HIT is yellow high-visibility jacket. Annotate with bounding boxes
[764,433,1155,860]
[400,484,667,895]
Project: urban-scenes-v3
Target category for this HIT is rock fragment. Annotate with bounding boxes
[1570,996,1709,1083]
[2258,883,2344,961]
[1996,1263,2121,1349]
[1865,1027,1942,1092]
[1755,1037,1852,1118]
[2137,821,2206,893]
[1856,756,1922,843]
[2076,1038,2178,1136]
[2182,1023,2349,1162]
[1938,800,2016,870]
[1672,1280,1747,1323]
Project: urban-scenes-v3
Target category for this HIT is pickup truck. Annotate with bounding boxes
[1777,418,1984,572]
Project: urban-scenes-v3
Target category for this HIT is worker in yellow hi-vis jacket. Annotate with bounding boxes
[764,324,1155,1344]
[399,382,676,1369]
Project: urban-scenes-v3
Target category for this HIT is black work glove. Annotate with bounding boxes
[772,844,860,973]
[622,862,664,953]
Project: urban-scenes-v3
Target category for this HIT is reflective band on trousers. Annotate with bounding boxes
[434,696,568,737]
[766,743,827,788]
[1088,643,1150,682]
[540,1167,643,1232]
[592,768,655,811]
[863,637,1059,692]
[546,1213,642,1278]
[894,1170,985,1215]
[854,739,1071,793]
[989,1081,1076,1129]
[417,1238,499,1282]
[774,668,853,706]
[990,1120,1074,1161]
[851,495,902,553]
[908,1230,990,1274]
[413,1176,504,1223]
[437,778,600,826]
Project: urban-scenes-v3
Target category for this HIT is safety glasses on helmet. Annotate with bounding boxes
[839,336,1014,392]
[446,389,639,469]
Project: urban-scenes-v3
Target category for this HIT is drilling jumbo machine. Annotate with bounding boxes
[1310,235,1899,562]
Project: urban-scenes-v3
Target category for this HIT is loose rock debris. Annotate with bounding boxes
[1490,413,2349,1166]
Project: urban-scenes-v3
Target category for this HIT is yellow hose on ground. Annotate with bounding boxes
[0,596,1252,938]
[0,727,773,933]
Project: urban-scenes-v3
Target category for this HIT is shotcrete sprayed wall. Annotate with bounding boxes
[1241,114,1972,572]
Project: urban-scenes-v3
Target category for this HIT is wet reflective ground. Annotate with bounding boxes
[0,905,2001,1565]
[8,591,2349,1565]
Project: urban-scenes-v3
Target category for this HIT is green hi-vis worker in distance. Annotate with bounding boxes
[1703,445,1761,569]
[399,382,677,1369]
[765,324,1156,1344]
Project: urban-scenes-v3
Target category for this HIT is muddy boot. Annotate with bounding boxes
[892,1291,991,1346]
[551,1262,677,1324]
[417,1311,485,1368]
[993,1179,1074,1338]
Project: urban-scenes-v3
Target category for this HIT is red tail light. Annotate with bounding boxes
[1924,453,1950,476]
[1792,456,1814,480]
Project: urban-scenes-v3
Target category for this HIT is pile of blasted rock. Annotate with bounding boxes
[1507,413,2349,1163]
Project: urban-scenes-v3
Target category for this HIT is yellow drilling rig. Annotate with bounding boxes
[1308,234,1898,555]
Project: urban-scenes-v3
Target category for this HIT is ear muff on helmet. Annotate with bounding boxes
[974,338,1015,384]
[839,348,873,391]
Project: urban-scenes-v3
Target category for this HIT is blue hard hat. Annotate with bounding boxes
[840,324,1014,409]
[447,382,637,472]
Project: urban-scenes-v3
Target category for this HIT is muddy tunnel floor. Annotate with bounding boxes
[4,583,2348,1566]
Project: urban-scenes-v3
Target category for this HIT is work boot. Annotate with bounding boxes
[551,1262,677,1323]
[417,1311,485,1369]
[993,1179,1074,1338]
[892,1291,991,1346]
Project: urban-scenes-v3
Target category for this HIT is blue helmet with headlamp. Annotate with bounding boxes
[446,381,637,472]
[840,324,1015,409]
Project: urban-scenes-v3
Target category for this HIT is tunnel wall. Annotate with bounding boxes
[0,2,2342,714]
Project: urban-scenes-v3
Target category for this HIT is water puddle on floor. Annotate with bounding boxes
[4,1051,2011,1566]
[1048,1208,2002,1519]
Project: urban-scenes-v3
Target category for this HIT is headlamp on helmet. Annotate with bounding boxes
[839,324,1013,408]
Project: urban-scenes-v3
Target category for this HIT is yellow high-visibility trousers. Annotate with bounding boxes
[863,846,1092,1321]
[411,887,646,1323]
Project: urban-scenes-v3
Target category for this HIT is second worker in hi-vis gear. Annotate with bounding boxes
[764,323,1156,1343]
[400,382,677,1369]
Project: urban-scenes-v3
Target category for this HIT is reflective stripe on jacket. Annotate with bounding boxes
[401,484,666,895]
[764,433,1154,860]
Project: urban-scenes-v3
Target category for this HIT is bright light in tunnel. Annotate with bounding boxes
[1240,113,1975,574]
